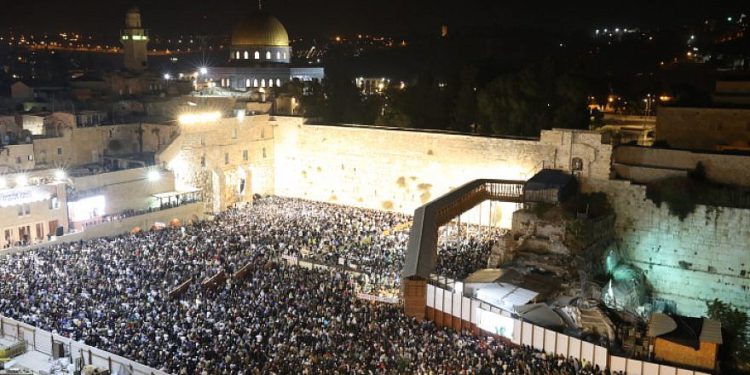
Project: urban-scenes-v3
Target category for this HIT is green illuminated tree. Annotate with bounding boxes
[706,299,750,372]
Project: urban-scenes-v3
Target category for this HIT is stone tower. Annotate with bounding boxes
[121,7,148,72]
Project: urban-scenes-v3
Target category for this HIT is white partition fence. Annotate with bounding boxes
[0,316,168,375]
[0,283,714,375]
[426,284,712,375]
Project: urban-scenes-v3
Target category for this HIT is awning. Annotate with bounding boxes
[515,303,566,328]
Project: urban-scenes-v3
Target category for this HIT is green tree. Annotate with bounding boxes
[452,65,478,132]
[376,87,412,128]
[706,299,750,371]
[477,62,590,137]
[299,81,325,119]
[316,74,370,124]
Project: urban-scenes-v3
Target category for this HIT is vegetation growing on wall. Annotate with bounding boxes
[562,193,614,253]
[646,163,750,220]
[706,299,750,373]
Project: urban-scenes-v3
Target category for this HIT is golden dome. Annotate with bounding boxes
[231,11,289,47]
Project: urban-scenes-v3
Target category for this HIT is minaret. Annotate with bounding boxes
[121,7,148,72]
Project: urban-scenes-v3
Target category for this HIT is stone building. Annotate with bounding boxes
[121,7,149,72]
[0,116,190,250]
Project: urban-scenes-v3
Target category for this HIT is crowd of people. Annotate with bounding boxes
[0,196,618,374]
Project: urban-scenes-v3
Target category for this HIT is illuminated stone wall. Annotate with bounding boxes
[157,115,276,213]
[272,118,612,227]
[71,167,176,214]
[586,179,750,317]
[614,145,750,187]
[32,123,176,168]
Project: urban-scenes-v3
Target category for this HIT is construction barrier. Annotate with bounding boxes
[425,284,711,375]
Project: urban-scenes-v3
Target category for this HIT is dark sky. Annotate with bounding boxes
[1,0,747,38]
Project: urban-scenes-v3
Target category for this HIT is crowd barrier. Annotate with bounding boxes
[201,270,227,290]
[0,316,168,375]
[356,292,399,304]
[168,278,192,299]
[426,284,712,375]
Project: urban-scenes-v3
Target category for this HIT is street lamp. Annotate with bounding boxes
[147,169,161,182]
[54,169,66,181]
[15,175,28,187]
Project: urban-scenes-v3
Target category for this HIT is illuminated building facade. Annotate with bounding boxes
[0,172,67,249]
[200,9,324,92]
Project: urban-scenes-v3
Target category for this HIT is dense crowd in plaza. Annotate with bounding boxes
[0,196,617,374]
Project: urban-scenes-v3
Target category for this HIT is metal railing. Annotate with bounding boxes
[0,316,168,375]
[404,179,526,279]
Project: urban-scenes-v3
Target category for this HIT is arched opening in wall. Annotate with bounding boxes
[254,51,260,59]
[276,51,281,59]
[265,51,271,59]
[244,51,249,59]
[236,166,250,200]
[268,79,274,88]
[276,79,281,87]
[235,51,240,59]
[283,52,287,59]
[261,79,266,88]
[571,157,584,172]
[246,78,251,88]
[253,79,259,87]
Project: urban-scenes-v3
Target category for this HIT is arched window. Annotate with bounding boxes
[276,51,281,59]
[245,79,251,88]
[265,51,271,59]
[260,79,266,88]
[283,52,287,59]
[244,51,249,59]
[254,51,260,59]
[235,51,240,59]
[268,79,274,88]
[253,79,258,87]
[276,79,281,87]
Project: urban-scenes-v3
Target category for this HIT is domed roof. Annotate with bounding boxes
[231,11,289,47]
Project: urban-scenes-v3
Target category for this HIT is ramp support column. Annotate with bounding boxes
[403,277,427,320]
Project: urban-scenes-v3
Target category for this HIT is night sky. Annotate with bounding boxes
[1,0,747,37]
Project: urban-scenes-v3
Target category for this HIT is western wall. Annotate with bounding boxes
[158,115,749,318]
[271,117,612,227]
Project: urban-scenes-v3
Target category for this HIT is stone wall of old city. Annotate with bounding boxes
[272,118,612,227]
[614,145,750,187]
[157,115,275,213]
[656,106,750,151]
[157,115,750,317]
[585,179,750,316]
